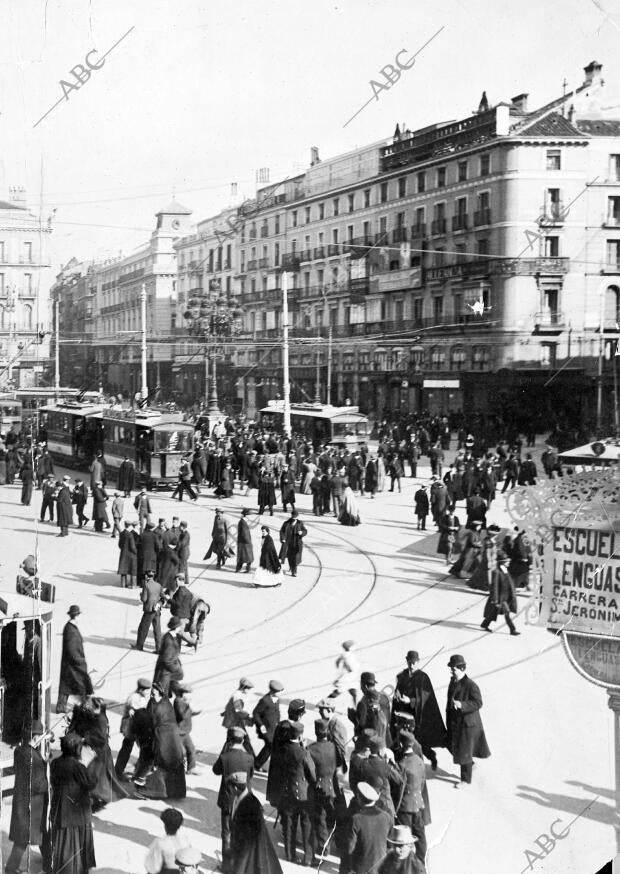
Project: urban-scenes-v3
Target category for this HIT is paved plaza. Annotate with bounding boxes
[0,450,615,874]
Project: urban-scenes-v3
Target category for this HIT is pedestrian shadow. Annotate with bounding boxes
[61,571,120,587]
[96,592,140,605]
[393,614,483,631]
[83,634,133,650]
[214,576,260,589]
[565,781,616,801]
[515,784,616,827]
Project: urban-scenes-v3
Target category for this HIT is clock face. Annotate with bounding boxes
[171,219,181,230]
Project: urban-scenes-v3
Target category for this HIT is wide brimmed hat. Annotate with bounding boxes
[447,654,466,669]
[67,605,81,617]
[387,824,416,845]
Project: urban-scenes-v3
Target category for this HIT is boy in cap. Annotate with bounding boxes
[111,491,124,538]
[115,678,152,778]
[446,655,490,784]
[40,473,56,522]
[252,679,284,772]
[213,729,255,871]
[346,782,392,874]
[221,677,255,731]
[378,825,425,874]
[174,684,201,774]
[72,478,89,527]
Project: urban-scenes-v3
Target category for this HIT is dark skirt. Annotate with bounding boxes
[88,745,132,805]
[51,825,96,874]
[141,764,186,800]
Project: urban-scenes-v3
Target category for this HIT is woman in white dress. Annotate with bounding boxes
[338,486,361,526]
[301,458,318,494]
[376,454,386,492]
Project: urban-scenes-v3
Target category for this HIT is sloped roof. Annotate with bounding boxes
[577,119,620,136]
[0,200,27,210]
[513,111,585,137]
[156,199,192,216]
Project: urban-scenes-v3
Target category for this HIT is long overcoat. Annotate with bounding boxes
[153,631,183,695]
[56,485,74,528]
[118,529,138,576]
[10,742,48,845]
[394,668,447,749]
[91,485,109,523]
[483,566,517,622]
[149,696,186,798]
[59,621,93,697]
[139,529,159,575]
[445,675,491,765]
[117,459,135,492]
[278,517,307,563]
[237,517,254,565]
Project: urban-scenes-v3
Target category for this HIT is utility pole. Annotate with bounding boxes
[327,321,333,405]
[204,345,209,408]
[140,283,148,404]
[596,285,606,432]
[282,271,291,437]
[54,298,60,395]
[314,344,321,403]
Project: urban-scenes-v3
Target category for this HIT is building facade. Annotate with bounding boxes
[0,188,52,388]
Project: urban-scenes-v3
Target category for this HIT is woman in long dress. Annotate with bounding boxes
[143,684,187,800]
[253,526,283,588]
[301,458,317,494]
[49,731,97,874]
[338,486,361,526]
[376,454,386,492]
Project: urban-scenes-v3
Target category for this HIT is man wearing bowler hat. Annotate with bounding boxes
[252,679,284,772]
[393,650,446,771]
[480,550,520,635]
[378,825,426,874]
[445,655,490,784]
[153,617,185,696]
[57,605,92,714]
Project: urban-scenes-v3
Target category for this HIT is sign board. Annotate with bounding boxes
[543,522,620,638]
[350,257,367,280]
[423,379,460,389]
[563,632,620,691]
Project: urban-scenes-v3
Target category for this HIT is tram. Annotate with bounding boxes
[40,400,106,466]
[259,401,371,448]
[0,393,23,434]
[92,408,195,489]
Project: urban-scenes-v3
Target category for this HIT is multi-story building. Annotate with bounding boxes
[182,60,620,425]
[49,258,97,387]
[0,188,52,387]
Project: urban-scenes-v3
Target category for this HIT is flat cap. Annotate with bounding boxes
[447,654,466,668]
[356,782,379,802]
[406,650,419,662]
[137,678,152,689]
[388,824,416,845]
[239,677,254,689]
[289,698,306,712]
[268,679,284,692]
[314,718,329,734]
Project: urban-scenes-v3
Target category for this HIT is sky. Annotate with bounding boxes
[3,0,620,272]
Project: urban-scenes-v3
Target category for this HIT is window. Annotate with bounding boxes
[317,269,324,286]
[433,296,444,321]
[23,242,32,263]
[0,242,4,262]
[478,238,489,256]
[398,177,407,198]
[458,162,468,182]
[610,155,620,182]
[451,346,466,370]
[607,239,620,268]
[437,168,446,188]
[275,215,280,234]
[608,197,620,226]
[319,203,325,220]
[305,206,311,224]
[410,347,424,369]
[540,343,557,367]
[433,248,445,267]
[417,171,426,193]
[480,154,490,176]
[546,149,561,170]
[396,211,406,228]
[292,211,298,227]
[332,228,339,245]
[473,346,489,369]
[274,242,280,266]
[379,217,387,238]
[430,346,445,369]
[394,299,404,322]
[347,224,354,242]
[363,220,370,241]
[348,194,355,213]
[364,189,371,208]
[333,198,340,216]
[171,311,177,330]
[380,183,388,203]
[240,251,245,271]
[544,236,559,257]
[250,278,256,294]
[455,244,466,263]
[304,272,311,289]
[23,273,32,294]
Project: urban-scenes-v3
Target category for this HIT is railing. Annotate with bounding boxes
[281,253,301,271]
[430,218,447,235]
[533,310,566,330]
[258,257,269,268]
[247,259,257,270]
[327,244,340,256]
[411,223,426,238]
[538,202,566,225]
[314,246,326,259]
[473,208,492,226]
[452,214,469,231]
[260,226,269,238]
[300,249,313,262]
[392,227,408,243]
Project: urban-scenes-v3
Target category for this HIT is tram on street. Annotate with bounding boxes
[259,401,371,448]
[0,393,23,435]
[92,407,195,489]
[40,400,106,465]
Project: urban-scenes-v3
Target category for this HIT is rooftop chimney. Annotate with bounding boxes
[583,60,603,86]
[511,93,529,112]
[310,146,321,166]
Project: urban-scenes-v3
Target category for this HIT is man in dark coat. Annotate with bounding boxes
[279,510,307,577]
[280,721,317,865]
[445,654,490,784]
[153,617,184,696]
[393,651,446,770]
[6,720,50,874]
[308,718,343,863]
[118,454,136,496]
[481,551,520,635]
[177,521,191,585]
[265,699,306,811]
[252,679,283,771]
[90,452,106,489]
[57,605,92,713]
[394,731,428,865]
[56,476,74,536]
[465,489,487,529]
[40,473,56,522]
[72,478,89,527]
[355,672,392,746]
[36,447,54,488]
[134,570,164,652]
[139,522,159,583]
[377,824,426,874]
[205,508,229,568]
[507,529,531,589]
[236,508,255,573]
[345,782,392,874]
[229,772,283,874]
[20,460,34,506]
[213,727,255,872]
[413,485,429,530]
[280,465,296,513]
[91,480,110,532]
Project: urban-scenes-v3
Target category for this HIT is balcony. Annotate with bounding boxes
[248,229,257,240]
[300,249,313,262]
[247,259,257,271]
[350,277,370,299]
[281,253,301,272]
[392,227,408,244]
[377,267,422,292]
[327,244,340,257]
[430,218,447,235]
[411,222,426,238]
[260,226,269,238]
[473,208,492,226]
[258,257,269,268]
[314,246,326,259]
[452,214,469,231]
[533,311,566,334]
[538,202,566,226]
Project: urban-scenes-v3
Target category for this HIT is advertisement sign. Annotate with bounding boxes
[350,257,367,280]
[423,379,460,389]
[543,523,620,638]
